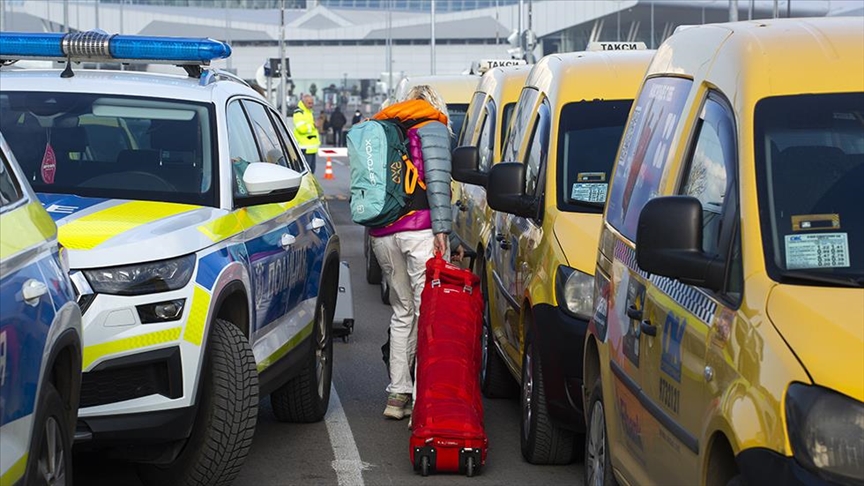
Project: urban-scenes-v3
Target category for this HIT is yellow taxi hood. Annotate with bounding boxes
[41,195,229,269]
[552,211,603,274]
[767,285,864,401]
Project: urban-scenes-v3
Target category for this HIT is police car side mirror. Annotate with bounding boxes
[452,146,487,187]
[636,196,724,292]
[486,162,538,219]
[237,162,302,207]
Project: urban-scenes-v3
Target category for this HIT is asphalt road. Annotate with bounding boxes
[74,156,585,485]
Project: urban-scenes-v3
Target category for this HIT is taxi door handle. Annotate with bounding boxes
[495,233,505,242]
[307,218,326,231]
[626,305,643,321]
[458,201,468,211]
[499,239,511,250]
[280,233,296,249]
[22,279,48,306]
[640,320,657,337]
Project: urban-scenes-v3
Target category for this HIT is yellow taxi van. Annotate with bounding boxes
[458,45,654,464]
[583,18,864,486]
[451,63,530,279]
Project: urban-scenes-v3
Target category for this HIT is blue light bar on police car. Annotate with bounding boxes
[0,30,231,64]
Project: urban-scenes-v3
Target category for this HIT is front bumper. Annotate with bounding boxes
[737,448,853,486]
[532,303,589,433]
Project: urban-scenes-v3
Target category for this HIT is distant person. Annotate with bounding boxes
[292,94,320,173]
[352,109,363,126]
[330,107,347,146]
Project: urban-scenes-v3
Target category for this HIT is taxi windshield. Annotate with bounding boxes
[0,92,216,207]
[557,99,634,213]
[754,92,864,287]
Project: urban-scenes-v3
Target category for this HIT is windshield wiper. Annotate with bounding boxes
[776,270,864,288]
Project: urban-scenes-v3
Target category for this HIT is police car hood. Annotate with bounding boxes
[39,194,227,269]
[767,285,864,401]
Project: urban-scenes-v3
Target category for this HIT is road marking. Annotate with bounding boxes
[327,384,368,486]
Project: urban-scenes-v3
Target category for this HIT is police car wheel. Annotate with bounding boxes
[138,318,258,486]
[365,232,383,284]
[271,296,334,423]
[585,377,617,486]
[27,382,72,486]
[479,261,518,399]
[520,330,577,465]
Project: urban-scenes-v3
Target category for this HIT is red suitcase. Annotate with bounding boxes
[410,254,488,477]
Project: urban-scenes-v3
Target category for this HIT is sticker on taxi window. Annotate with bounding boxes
[572,172,608,203]
[792,213,840,232]
[784,233,850,269]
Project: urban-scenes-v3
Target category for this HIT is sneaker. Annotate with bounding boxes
[403,396,413,417]
[384,393,410,420]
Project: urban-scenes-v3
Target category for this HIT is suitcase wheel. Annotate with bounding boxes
[465,457,475,477]
[460,448,482,477]
[421,456,430,477]
[413,446,436,476]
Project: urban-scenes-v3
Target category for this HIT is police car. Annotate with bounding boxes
[0,132,82,485]
[0,31,341,485]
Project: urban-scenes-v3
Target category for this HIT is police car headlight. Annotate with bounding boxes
[555,266,594,320]
[83,255,196,296]
[786,383,864,483]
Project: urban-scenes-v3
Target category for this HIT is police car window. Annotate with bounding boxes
[0,155,23,209]
[524,100,551,198]
[241,100,289,169]
[557,99,634,214]
[226,101,260,198]
[268,107,307,173]
[503,88,540,163]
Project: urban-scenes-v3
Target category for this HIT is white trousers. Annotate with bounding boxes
[371,229,440,395]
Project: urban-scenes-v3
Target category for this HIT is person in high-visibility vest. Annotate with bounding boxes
[292,93,321,173]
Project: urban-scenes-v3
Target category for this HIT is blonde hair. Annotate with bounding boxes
[403,85,452,135]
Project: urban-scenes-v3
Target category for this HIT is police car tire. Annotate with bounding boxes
[365,233,383,285]
[138,319,258,486]
[480,263,518,398]
[520,331,577,465]
[26,382,72,486]
[585,377,617,486]
[270,297,333,423]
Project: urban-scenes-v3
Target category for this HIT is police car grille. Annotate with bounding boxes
[80,347,182,408]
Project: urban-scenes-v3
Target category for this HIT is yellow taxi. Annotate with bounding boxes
[584,18,864,486]
[476,45,654,464]
[451,63,530,277]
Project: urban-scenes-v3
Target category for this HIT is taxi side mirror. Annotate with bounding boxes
[236,162,302,207]
[636,196,724,292]
[486,162,537,219]
[452,145,487,187]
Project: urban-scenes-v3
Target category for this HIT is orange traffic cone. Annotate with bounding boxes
[323,157,334,180]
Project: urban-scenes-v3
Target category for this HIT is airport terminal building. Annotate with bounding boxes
[2,0,857,106]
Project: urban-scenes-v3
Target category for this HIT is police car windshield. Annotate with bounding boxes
[557,99,634,213]
[0,92,216,207]
[754,92,864,286]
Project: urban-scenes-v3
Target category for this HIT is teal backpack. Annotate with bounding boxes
[347,119,427,228]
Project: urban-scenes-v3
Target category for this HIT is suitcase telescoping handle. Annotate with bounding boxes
[430,252,474,294]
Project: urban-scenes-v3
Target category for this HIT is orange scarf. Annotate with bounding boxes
[373,99,448,129]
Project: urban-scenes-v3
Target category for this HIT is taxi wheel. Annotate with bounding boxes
[365,230,383,284]
[520,332,577,465]
[271,296,333,423]
[27,383,72,486]
[138,318,258,486]
[479,262,518,398]
[585,377,617,486]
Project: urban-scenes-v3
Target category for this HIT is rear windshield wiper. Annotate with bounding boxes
[776,270,864,288]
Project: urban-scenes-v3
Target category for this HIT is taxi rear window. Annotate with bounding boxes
[557,99,633,214]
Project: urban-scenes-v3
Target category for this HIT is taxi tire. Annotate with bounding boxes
[365,230,383,285]
[585,377,617,486]
[26,382,72,486]
[479,263,518,398]
[138,318,258,486]
[520,332,577,465]
[270,296,333,423]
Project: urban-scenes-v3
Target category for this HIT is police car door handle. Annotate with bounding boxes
[640,320,657,337]
[626,305,643,320]
[307,217,326,231]
[22,279,48,306]
[280,233,296,249]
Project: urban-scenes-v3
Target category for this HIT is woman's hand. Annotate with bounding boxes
[451,244,465,263]
[433,233,448,256]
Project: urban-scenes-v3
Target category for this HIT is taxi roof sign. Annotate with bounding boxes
[586,41,648,52]
[473,58,527,74]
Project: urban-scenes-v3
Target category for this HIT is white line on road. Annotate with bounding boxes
[326,384,369,486]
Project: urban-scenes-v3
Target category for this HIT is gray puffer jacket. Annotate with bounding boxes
[416,121,453,235]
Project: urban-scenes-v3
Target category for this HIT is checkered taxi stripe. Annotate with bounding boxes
[615,239,716,325]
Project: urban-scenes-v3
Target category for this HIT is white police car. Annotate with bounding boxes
[0,131,83,486]
[0,31,341,485]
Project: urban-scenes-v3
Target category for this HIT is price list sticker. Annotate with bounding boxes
[784,233,850,269]
[571,183,608,203]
